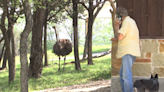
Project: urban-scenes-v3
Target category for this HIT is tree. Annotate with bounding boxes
[106,0,116,37]
[0,0,16,84]
[28,0,45,78]
[28,0,72,77]
[79,0,106,65]
[43,0,48,66]
[6,0,18,73]
[72,0,81,70]
[20,0,33,91]
[0,0,24,83]
[64,0,86,70]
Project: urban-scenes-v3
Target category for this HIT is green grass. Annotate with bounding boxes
[0,45,111,92]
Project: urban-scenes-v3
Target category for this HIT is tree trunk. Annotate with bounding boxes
[1,0,15,84]
[83,18,88,59]
[7,5,16,78]
[28,6,45,78]
[0,44,5,68]
[83,34,88,58]
[87,0,94,65]
[10,25,15,72]
[20,0,33,91]
[85,0,105,65]
[44,1,48,66]
[107,0,117,37]
[2,28,11,69]
[8,23,15,80]
[72,0,81,70]
[2,50,7,69]
[20,33,30,92]
[6,0,18,82]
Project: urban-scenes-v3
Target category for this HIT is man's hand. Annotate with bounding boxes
[110,37,118,42]
[114,18,122,30]
[114,18,124,40]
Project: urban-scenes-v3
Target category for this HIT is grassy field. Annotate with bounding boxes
[0,45,111,92]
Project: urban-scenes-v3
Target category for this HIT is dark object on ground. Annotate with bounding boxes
[133,74,159,92]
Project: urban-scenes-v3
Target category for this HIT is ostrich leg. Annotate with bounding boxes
[58,56,60,71]
[63,56,66,71]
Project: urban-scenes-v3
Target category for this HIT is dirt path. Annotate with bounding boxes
[35,79,111,92]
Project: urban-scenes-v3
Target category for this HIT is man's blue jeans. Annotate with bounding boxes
[119,54,136,92]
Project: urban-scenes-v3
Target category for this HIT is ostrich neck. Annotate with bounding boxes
[53,26,59,42]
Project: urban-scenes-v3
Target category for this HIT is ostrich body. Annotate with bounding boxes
[53,39,72,71]
[53,39,72,56]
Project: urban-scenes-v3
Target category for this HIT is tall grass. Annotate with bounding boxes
[0,45,111,92]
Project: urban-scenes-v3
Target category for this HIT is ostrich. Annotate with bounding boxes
[52,26,72,71]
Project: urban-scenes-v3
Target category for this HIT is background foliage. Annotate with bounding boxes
[12,17,113,53]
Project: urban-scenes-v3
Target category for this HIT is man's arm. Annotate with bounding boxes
[110,33,124,41]
[118,33,124,40]
[111,19,124,41]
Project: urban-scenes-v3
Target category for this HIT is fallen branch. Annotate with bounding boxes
[63,50,112,65]
[80,50,111,62]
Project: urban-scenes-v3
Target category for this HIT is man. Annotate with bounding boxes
[111,7,141,92]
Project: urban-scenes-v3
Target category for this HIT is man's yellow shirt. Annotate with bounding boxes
[117,16,141,58]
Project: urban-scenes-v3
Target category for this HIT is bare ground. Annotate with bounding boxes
[35,79,111,92]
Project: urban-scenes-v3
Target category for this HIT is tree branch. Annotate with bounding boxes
[64,8,73,19]
[47,8,63,21]
[14,12,20,23]
[0,37,4,43]
[77,1,89,11]
[93,0,102,10]
[93,0,106,21]
[6,4,12,24]
[48,1,61,14]
[105,0,117,37]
